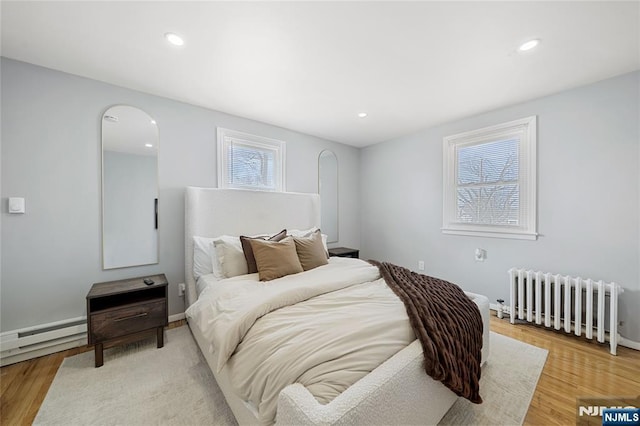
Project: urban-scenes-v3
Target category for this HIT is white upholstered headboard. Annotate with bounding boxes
[184,187,321,307]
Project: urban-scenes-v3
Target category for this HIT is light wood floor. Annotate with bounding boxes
[491,317,640,425]
[2,317,639,425]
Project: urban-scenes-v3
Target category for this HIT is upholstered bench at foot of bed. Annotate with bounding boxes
[467,291,491,366]
[276,292,491,426]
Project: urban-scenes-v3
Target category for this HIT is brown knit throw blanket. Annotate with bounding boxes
[370,261,483,404]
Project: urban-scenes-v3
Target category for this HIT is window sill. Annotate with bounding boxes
[442,228,538,240]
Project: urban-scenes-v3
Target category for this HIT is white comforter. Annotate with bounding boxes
[186,258,415,424]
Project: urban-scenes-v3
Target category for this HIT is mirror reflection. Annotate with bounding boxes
[102,105,159,269]
[318,150,338,243]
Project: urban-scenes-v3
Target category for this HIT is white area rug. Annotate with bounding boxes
[34,327,235,426]
[440,332,548,425]
[35,326,547,426]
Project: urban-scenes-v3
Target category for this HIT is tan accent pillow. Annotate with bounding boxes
[288,227,329,257]
[293,230,329,271]
[240,229,287,274]
[250,237,303,281]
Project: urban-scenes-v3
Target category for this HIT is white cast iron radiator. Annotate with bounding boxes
[508,268,623,355]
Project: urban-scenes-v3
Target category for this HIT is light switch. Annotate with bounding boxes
[9,197,25,214]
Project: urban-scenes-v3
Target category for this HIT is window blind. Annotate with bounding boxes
[456,138,520,225]
[217,127,285,192]
[227,140,276,190]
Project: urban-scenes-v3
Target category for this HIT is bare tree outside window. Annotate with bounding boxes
[228,145,275,188]
[217,127,285,192]
[456,139,520,225]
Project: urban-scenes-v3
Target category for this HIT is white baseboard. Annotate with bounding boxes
[0,317,88,367]
[1,336,87,367]
[618,336,640,351]
[1,313,188,366]
[169,313,186,323]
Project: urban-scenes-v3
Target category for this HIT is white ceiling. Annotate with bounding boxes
[1,1,638,147]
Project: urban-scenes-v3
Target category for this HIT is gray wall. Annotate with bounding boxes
[0,57,361,331]
[360,72,640,341]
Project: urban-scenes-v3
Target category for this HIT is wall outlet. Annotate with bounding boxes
[418,260,425,271]
[178,283,186,297]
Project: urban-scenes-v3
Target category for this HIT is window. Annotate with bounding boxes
[217,128,285,192]
[442,116,537,240]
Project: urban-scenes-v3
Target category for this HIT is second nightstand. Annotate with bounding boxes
[328,247,360,259]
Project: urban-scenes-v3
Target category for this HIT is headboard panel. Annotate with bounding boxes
[184,187,321,307]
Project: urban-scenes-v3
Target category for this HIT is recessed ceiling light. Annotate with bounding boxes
[357,112,368,118]
[165,32,184,46]
[518,39,540,52]
[150,119,156,124]
[145,144,154,148]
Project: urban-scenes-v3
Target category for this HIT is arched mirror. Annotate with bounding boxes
[102,105,159,269]
[318,150,338,243]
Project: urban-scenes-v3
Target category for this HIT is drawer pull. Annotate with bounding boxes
[114,312,148,322]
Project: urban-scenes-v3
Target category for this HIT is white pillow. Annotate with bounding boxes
[288,227,329,254]
[287,227,317,238]
[213,236,249,278]
[193,236,218,280]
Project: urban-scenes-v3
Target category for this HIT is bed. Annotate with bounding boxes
[184,187,491,425]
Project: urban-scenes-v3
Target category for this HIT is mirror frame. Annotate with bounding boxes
[101,105,160,269]
[318,149,339,243]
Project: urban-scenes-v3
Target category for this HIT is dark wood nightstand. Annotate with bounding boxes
[328,247,360,259]
[86,274,168,367]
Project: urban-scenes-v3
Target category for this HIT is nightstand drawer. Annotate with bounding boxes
[90,299,166,342]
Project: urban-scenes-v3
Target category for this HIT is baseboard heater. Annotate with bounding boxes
[0,317,87,366]
[508,268,623,355]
